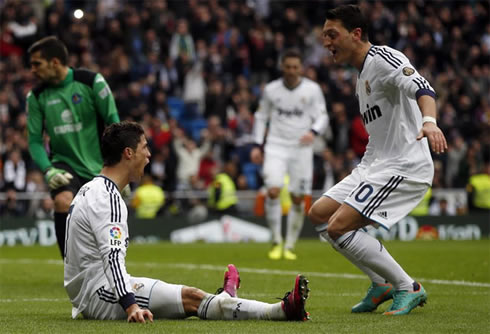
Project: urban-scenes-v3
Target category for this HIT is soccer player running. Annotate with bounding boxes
[309,5,447,315]
[64,121,310,322]
[26,36,120,257]
[251,49,328,260]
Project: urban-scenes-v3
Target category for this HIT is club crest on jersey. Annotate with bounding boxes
[402,67,415,76]
[72,93,82,104]
[365,80,371,95]
[109,226,123,247]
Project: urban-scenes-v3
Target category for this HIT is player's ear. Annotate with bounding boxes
[123,147,134,160]
[352,27,363,41]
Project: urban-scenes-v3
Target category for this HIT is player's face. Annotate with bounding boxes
[129,135,151,182]
[322,19,355,64]
[281,57,302,86]
[29,51,58,83]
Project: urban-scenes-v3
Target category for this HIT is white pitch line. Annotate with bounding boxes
[1,258,489,288]
[0,298,66,303]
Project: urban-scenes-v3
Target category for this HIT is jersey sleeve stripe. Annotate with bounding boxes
[116,194,121,223]
[379,48,403,66]
[376,52,400,69]
[108,249,124,297]
[109,248,129,298]
[113,249,129,296]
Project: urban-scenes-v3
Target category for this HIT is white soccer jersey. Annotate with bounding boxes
[253,77,328,147]
[356,45,434,183]
[64,175,132,319]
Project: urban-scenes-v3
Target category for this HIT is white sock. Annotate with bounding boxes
[265,197,282,245]
[316,224,386,284]
[285,202,304,250]
[317,224,412,290]
[197,293,286,320]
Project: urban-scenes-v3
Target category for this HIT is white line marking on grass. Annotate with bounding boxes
[0,298,66,302]
[1,258,489,288]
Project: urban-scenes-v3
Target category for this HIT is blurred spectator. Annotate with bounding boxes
[170,18,195,62]
[172,127,211,190]
[207,160,238,215]
[3,149,26,191]
[466,159,490,212]
[131,174,165,219]
[429,198,456,216]
[34,197,54,220]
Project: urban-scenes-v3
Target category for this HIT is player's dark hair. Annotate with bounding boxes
[28,36,68,65]
[101,121,145,166]
[326,5,369,41]
[281,48,303,63]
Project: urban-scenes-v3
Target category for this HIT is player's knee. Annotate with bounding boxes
[181,287,206,315]
[308,202,329,225]
[54,191,74,212]
[327,214,349,240]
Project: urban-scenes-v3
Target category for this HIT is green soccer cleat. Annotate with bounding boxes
[383,282,427,316]
[268,244,283,260]
[351,282,394,313]
[283,249,297,261]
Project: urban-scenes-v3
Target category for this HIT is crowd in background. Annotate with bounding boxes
[0,0,489,218]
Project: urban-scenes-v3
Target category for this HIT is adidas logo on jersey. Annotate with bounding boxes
[377,211,388,219]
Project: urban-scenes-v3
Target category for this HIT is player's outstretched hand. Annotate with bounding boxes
[44,167,73,190]
[416,122,447,154]
[126,304,154,323]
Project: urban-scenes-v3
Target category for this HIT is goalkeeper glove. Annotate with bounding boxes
[44,167,74,190]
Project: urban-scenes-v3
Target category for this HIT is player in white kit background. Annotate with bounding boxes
[308,5,447,315]
[64,121,310,322]
[251,49,328,261]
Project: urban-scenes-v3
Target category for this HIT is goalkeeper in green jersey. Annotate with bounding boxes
[26,36,120,257]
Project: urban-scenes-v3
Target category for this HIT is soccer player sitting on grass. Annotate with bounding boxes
[64,121,310,322]
[309,5,447,315]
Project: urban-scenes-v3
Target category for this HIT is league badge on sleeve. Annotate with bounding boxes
[402,67,415,76]
[109,226,124,248]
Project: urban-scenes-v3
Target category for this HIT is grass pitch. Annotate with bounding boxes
[0,239,489,333]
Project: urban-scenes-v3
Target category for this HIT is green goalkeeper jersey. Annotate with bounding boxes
[27,68,120,179]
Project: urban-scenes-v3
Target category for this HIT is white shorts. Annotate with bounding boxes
[82,277,185,320]
[324,168,429,229]
[263,143,313,195]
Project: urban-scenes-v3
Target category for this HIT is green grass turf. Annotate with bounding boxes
[0,239,489,333]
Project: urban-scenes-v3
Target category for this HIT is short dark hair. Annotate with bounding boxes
[281,48,303,63]
[326,5,369,41]
[28,36,68,65]
[101,121,145,166]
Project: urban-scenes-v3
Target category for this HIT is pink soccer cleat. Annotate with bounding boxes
[218,264,241,297]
